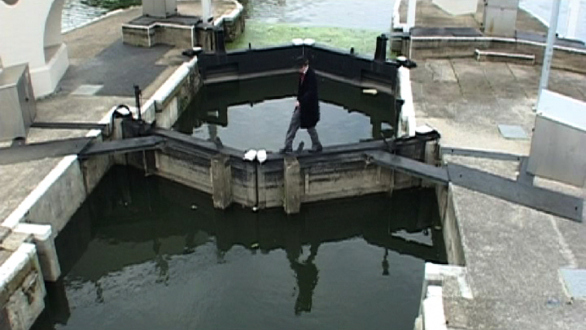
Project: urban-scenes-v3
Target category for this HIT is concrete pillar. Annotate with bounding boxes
[432,0,477,16]
[407,0,417,31]
[567,0,581,40]
[14,223,61,282]
[283,156,301,214]
[202,0,212,21]
[211,154,232,209]
[0,0,69,98]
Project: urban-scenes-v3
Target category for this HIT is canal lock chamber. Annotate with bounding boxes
[31,41,465,329]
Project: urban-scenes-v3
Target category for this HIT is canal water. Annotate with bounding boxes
[33,166,446,330]
[42,1,446,329]
[174,73,397,152]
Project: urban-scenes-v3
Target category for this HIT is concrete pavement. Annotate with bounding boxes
[403,1,586,329]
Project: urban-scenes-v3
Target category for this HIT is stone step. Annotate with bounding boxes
[475,49,536,65]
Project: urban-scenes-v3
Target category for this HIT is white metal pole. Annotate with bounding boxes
[202,0,212,22]
[537,0,562,107]
[407,0,417,32]
[567,0,580,40]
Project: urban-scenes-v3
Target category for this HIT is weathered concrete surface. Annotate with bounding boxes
[0,243,45,330]
[412,58,586,154]
[442,162,586,330]
[399,0,546,34]
[398,0,586,74]
[413,43,586,330]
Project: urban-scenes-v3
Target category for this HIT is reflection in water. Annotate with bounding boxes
[174,73,397,151]
[33,167,446,330]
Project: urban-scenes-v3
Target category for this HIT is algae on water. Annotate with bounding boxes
[227,21,383,57]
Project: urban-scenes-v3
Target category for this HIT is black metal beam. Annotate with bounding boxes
[81,136,166,157]
[448,163,583,222]
[365,150,449,185]
[31,122,108,131]
[441,147,524,162]
[0,137,93,165]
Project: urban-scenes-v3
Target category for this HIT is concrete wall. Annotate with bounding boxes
[122,26,155,48]
[0,243,45,330]
[141,56,201,128]
[436,184,466,266]
[409,37,586,74]
[0,0,69,98]
[154,25,194,49]
[146,133,434,214]
[222,4,245,42]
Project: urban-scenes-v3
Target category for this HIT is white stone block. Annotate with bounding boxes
[432,0,477,15]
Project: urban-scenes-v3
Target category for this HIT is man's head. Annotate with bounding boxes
[295,56,309,73]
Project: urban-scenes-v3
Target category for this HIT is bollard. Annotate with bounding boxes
[215,28,226,54]
[14,223,61,282]
[374,34,389,62]
[211,154,232,209]
[283,156,301,214]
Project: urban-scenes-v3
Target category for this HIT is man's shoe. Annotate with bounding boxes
[309,145,323,153]
[279,147,293,154]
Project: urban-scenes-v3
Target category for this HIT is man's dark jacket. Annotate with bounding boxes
[297,67,320,129]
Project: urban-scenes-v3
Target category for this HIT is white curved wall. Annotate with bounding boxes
[0,0,69,98]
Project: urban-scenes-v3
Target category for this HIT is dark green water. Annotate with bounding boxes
[174,73,397,152]
[33,166,446,330]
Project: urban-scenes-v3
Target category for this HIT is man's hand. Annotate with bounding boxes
[295,100,300,108]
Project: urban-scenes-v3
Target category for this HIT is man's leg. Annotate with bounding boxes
[282,109,301,152]
[307,126,322,152]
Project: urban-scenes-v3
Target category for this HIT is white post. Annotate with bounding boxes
[567,0,580,40]
[202,0,212,22]
[407,0,417,32]
[537,0,562,107]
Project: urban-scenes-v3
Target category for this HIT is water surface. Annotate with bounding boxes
[174,73,397,151]
[34,166,446,330]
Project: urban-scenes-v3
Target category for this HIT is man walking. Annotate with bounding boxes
[280,56,322,153]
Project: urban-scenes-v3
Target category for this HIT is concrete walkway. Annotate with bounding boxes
[400,0,547,34]
[403,1,586,329]
[0,1,237,230]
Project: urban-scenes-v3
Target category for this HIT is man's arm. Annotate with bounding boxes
[297,71,317,108]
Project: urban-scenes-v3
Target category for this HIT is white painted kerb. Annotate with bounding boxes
[0,243,37,290]
[398,66,416,137]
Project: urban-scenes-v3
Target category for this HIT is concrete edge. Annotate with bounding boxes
[1,155,78,229]
[410,35,586,55]
[214,0,244,26]
[0,243,37,289]
[151,56,198,106]
[415,262,473,330]
[398,67,416,137]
